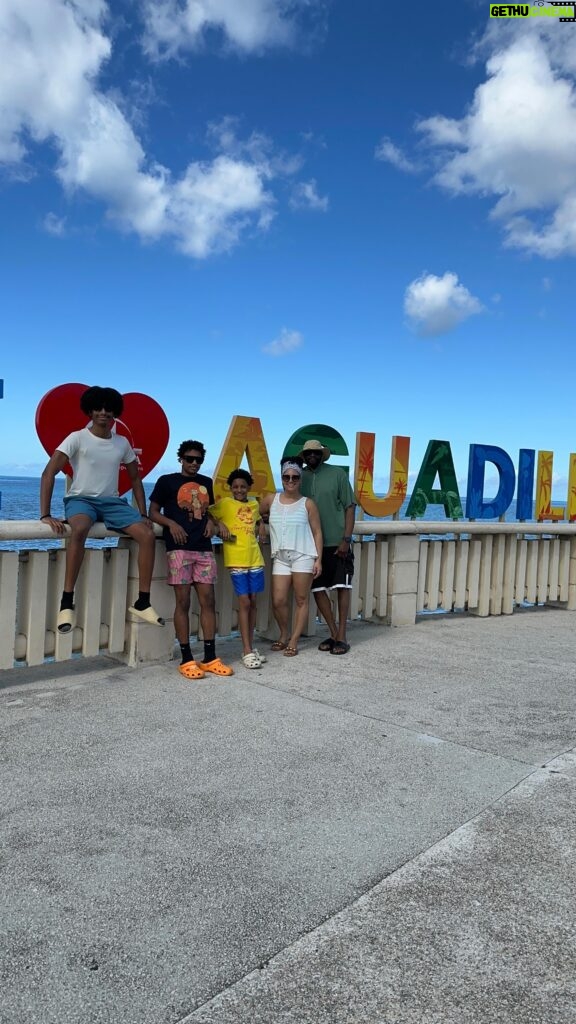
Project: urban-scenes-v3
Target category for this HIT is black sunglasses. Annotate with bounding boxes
[282,474,300,482]
[182,455,204,464]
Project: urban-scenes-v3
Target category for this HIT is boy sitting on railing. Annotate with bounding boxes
[39,385,164,634]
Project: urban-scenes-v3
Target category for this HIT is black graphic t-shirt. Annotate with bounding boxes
[149,472,215,552]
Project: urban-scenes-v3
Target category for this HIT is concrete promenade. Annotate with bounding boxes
[1,609,575,1024]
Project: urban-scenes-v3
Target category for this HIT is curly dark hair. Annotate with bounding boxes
[177,440,206,459]
[227,468,253,488]
[80,386,123,417]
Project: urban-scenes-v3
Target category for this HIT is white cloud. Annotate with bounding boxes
[404,272,483,338]
[42,212,67,236]
[262,327,303,356]
[142,0,311,59]
[375,136,417,173]
[289,178,329,211]
[417,27,576,258]
[169,155,274,257]
[206,116,303,177]
[0,0,299,257]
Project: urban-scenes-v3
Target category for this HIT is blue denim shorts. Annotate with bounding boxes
[63,495,143,530]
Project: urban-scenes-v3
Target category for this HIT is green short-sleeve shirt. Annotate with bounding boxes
[300,464,355,547]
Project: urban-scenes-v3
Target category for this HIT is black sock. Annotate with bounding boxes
[133,591,151,611]
[203,639,216,663]
[180,643,193,665]
[60,591,74,611]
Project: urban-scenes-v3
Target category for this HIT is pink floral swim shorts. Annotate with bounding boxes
[166,549,218,586]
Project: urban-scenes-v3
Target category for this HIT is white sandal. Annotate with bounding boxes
[242,652,262,669]
[128,605,165,626]
[253,648,267,664]
[57,607,75,634]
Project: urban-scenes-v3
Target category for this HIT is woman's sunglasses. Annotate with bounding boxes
[282,474,300,482]
[182,455,204,464]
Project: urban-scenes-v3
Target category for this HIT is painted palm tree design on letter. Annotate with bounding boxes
[538,453,553,517]
[356,436,375,499]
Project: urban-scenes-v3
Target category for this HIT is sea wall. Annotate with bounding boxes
[1,520,576,669]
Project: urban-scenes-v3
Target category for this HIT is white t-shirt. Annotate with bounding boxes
[57,428,137,498]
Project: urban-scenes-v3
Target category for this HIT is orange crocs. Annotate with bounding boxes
[198,657,234,677]
[179,660,205,680]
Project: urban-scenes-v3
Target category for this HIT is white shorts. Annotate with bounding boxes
[273,549,316,576]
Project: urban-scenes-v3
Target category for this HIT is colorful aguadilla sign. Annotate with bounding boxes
[213,416,576,522]
[36,387,575,522]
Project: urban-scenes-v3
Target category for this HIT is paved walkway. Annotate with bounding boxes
[1,609,575,1024]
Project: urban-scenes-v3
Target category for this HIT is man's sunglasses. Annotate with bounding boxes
[282,474,300,482]
[182,455,204,464]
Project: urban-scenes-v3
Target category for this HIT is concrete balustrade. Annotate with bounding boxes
[1,519,576,669]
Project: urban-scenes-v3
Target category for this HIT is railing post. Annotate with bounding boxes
[386,535,419,626]
[119,538,175,667]
[0,552,18,669]
[568,537,576,610]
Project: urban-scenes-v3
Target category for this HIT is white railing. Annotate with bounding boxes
[351,521,576,624]
[1,520,576,669]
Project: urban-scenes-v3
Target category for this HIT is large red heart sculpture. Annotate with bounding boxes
[36,383,170,495]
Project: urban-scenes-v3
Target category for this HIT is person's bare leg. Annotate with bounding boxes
[173,584,192,644]
[237,593,253,654]
[195,583,216,640]
[63,514,93,593]
[271,575,291,645]
[336,587,351,643]
[124,521,156,592]
[195,583,233,673]
[248,594,257,649]
[287,573,313,651]
[313,588,338,639]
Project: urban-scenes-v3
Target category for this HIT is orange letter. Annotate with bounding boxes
[354,432,410,517]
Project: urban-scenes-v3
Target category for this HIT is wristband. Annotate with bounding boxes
[40,514,51,520]
[343,535,353,543]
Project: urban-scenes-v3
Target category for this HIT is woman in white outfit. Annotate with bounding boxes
[259,461,322,657]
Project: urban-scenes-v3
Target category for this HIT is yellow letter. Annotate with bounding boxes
[566,453,576,521]
[536,450,565,521]
[212,416,276,501]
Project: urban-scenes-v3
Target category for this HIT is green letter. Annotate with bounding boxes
[406,440,463,519]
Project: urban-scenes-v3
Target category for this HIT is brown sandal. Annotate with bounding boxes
[271,640,287,651]
[283,645,298,657]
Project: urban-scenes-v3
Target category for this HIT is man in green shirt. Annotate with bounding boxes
[298,439,356,654]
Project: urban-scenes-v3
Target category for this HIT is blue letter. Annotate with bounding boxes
[466,444,516,519]
[516,449,535,520]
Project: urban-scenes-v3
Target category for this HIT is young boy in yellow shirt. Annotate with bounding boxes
[211,469,266,669]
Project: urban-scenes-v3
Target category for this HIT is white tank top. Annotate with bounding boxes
[269,494,317,557]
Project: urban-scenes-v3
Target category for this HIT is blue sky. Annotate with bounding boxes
[1,0,576,498]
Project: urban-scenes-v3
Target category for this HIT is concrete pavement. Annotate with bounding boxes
[1,608,575,1023]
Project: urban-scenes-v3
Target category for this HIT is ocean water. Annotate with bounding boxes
[0,475,550,552]
[0,476,157,551]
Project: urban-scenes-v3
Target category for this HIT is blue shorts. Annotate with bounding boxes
[63,495,143,531]
[230,567,265,596]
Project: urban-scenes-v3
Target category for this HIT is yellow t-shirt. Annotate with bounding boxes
[210,496,265,570]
